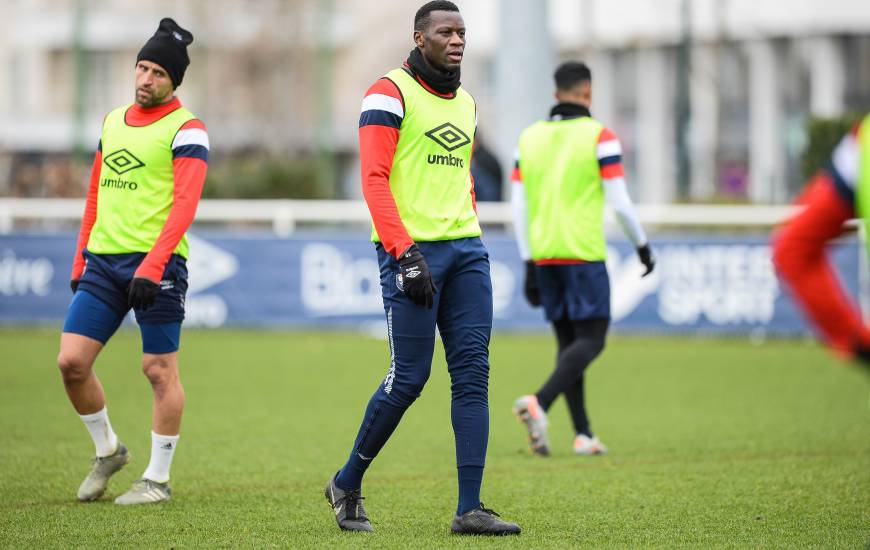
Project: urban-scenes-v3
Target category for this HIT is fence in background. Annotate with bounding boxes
[0,199,798,235]
[0,199,861,337]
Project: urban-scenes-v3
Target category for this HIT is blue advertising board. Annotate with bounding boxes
[0,232,860,336]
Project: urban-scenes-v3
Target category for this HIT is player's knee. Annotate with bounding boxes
[450,368,489,399]
[57,352,92,384]
[407,378,428,398]
[141,356,178,388]
[391,380,428,406]
[589,339,606,360]
[384,390,416,408]
[384,371,430,407]
[447,354,489,384]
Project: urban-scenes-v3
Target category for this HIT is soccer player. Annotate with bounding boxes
[324,1,521,536]
[57,18,208,505]
[773,114,870,364]
[510,62,655,457]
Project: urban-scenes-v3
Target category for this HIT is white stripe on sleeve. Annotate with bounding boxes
[171,128,210,151]
[596,139,622,160]
[831,134,859,189]
[360,94,404,118]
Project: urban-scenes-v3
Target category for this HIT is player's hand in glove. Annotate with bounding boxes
[851,343,870,377]
[399,244,437,309]
[523,260,541,307]
[637,244,655,277]
[128,277,160,311]
[70,279,80,294]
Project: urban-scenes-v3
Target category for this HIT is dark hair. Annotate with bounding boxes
[414,1,460,31]
[554,61,592,91]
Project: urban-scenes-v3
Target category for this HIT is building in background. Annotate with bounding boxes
[1,0,868,203]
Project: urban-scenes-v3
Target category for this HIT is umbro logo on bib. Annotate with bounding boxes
[425,123,470,152]
[103,149,146,175]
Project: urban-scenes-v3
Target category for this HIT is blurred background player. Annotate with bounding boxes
[773,114,870,366]
[324,1,520,536]
[56,18,207,504]
[469,136,504,202]
[510,61,655,456]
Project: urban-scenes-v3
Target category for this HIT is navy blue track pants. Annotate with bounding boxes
[348,237,493,470]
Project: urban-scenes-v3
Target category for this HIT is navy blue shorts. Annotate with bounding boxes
[62,250,188,353]
[63,290,181,354]
[75,249,188,323]
[537,261,610,321]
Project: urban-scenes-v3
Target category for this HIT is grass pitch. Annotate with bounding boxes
[0,328,868,548]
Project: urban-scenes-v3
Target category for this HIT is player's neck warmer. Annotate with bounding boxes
[406,48,461,94]
[549,103,591,121]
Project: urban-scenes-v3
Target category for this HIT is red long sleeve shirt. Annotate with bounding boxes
[358,68,476,259]
[772,124,870,356]
[71,97,208,284]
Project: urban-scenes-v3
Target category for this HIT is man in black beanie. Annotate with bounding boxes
[135,18,194,106]
[58,17,208,506]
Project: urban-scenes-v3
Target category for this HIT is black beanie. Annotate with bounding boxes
[137,18,194,88]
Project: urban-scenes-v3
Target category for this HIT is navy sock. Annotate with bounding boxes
[335,393,408,491]
[335,452,371,492]
[457,465,484,516]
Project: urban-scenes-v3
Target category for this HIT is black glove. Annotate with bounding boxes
[523,260,541,307]
[70,279,79,294]
[398,245,437,308]
[637,244,655,277]
[851,344,870,376]
[127,277,160,311]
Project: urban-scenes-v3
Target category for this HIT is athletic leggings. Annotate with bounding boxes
[535,317,609,437]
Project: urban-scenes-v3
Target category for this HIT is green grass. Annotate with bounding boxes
[0,328,868,548]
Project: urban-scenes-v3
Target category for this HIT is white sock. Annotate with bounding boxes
[142,432,179,484]
[79,407,119,458]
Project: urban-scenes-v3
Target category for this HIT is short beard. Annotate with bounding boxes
[135,90,172,108]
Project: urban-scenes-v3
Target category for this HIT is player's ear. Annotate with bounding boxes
[414,30,424,48]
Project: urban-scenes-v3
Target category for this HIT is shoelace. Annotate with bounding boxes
[337,491,368,521]
[91,447,122,466]
[477,503,500,517]
[89,455,113,469]
[132,479,150,490]
[132,478,165,492]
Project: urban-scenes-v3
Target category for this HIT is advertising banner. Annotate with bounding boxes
[0,232,860,336]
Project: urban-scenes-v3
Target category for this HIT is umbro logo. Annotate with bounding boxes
[103,149,145,175]
[425,123,470,152]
